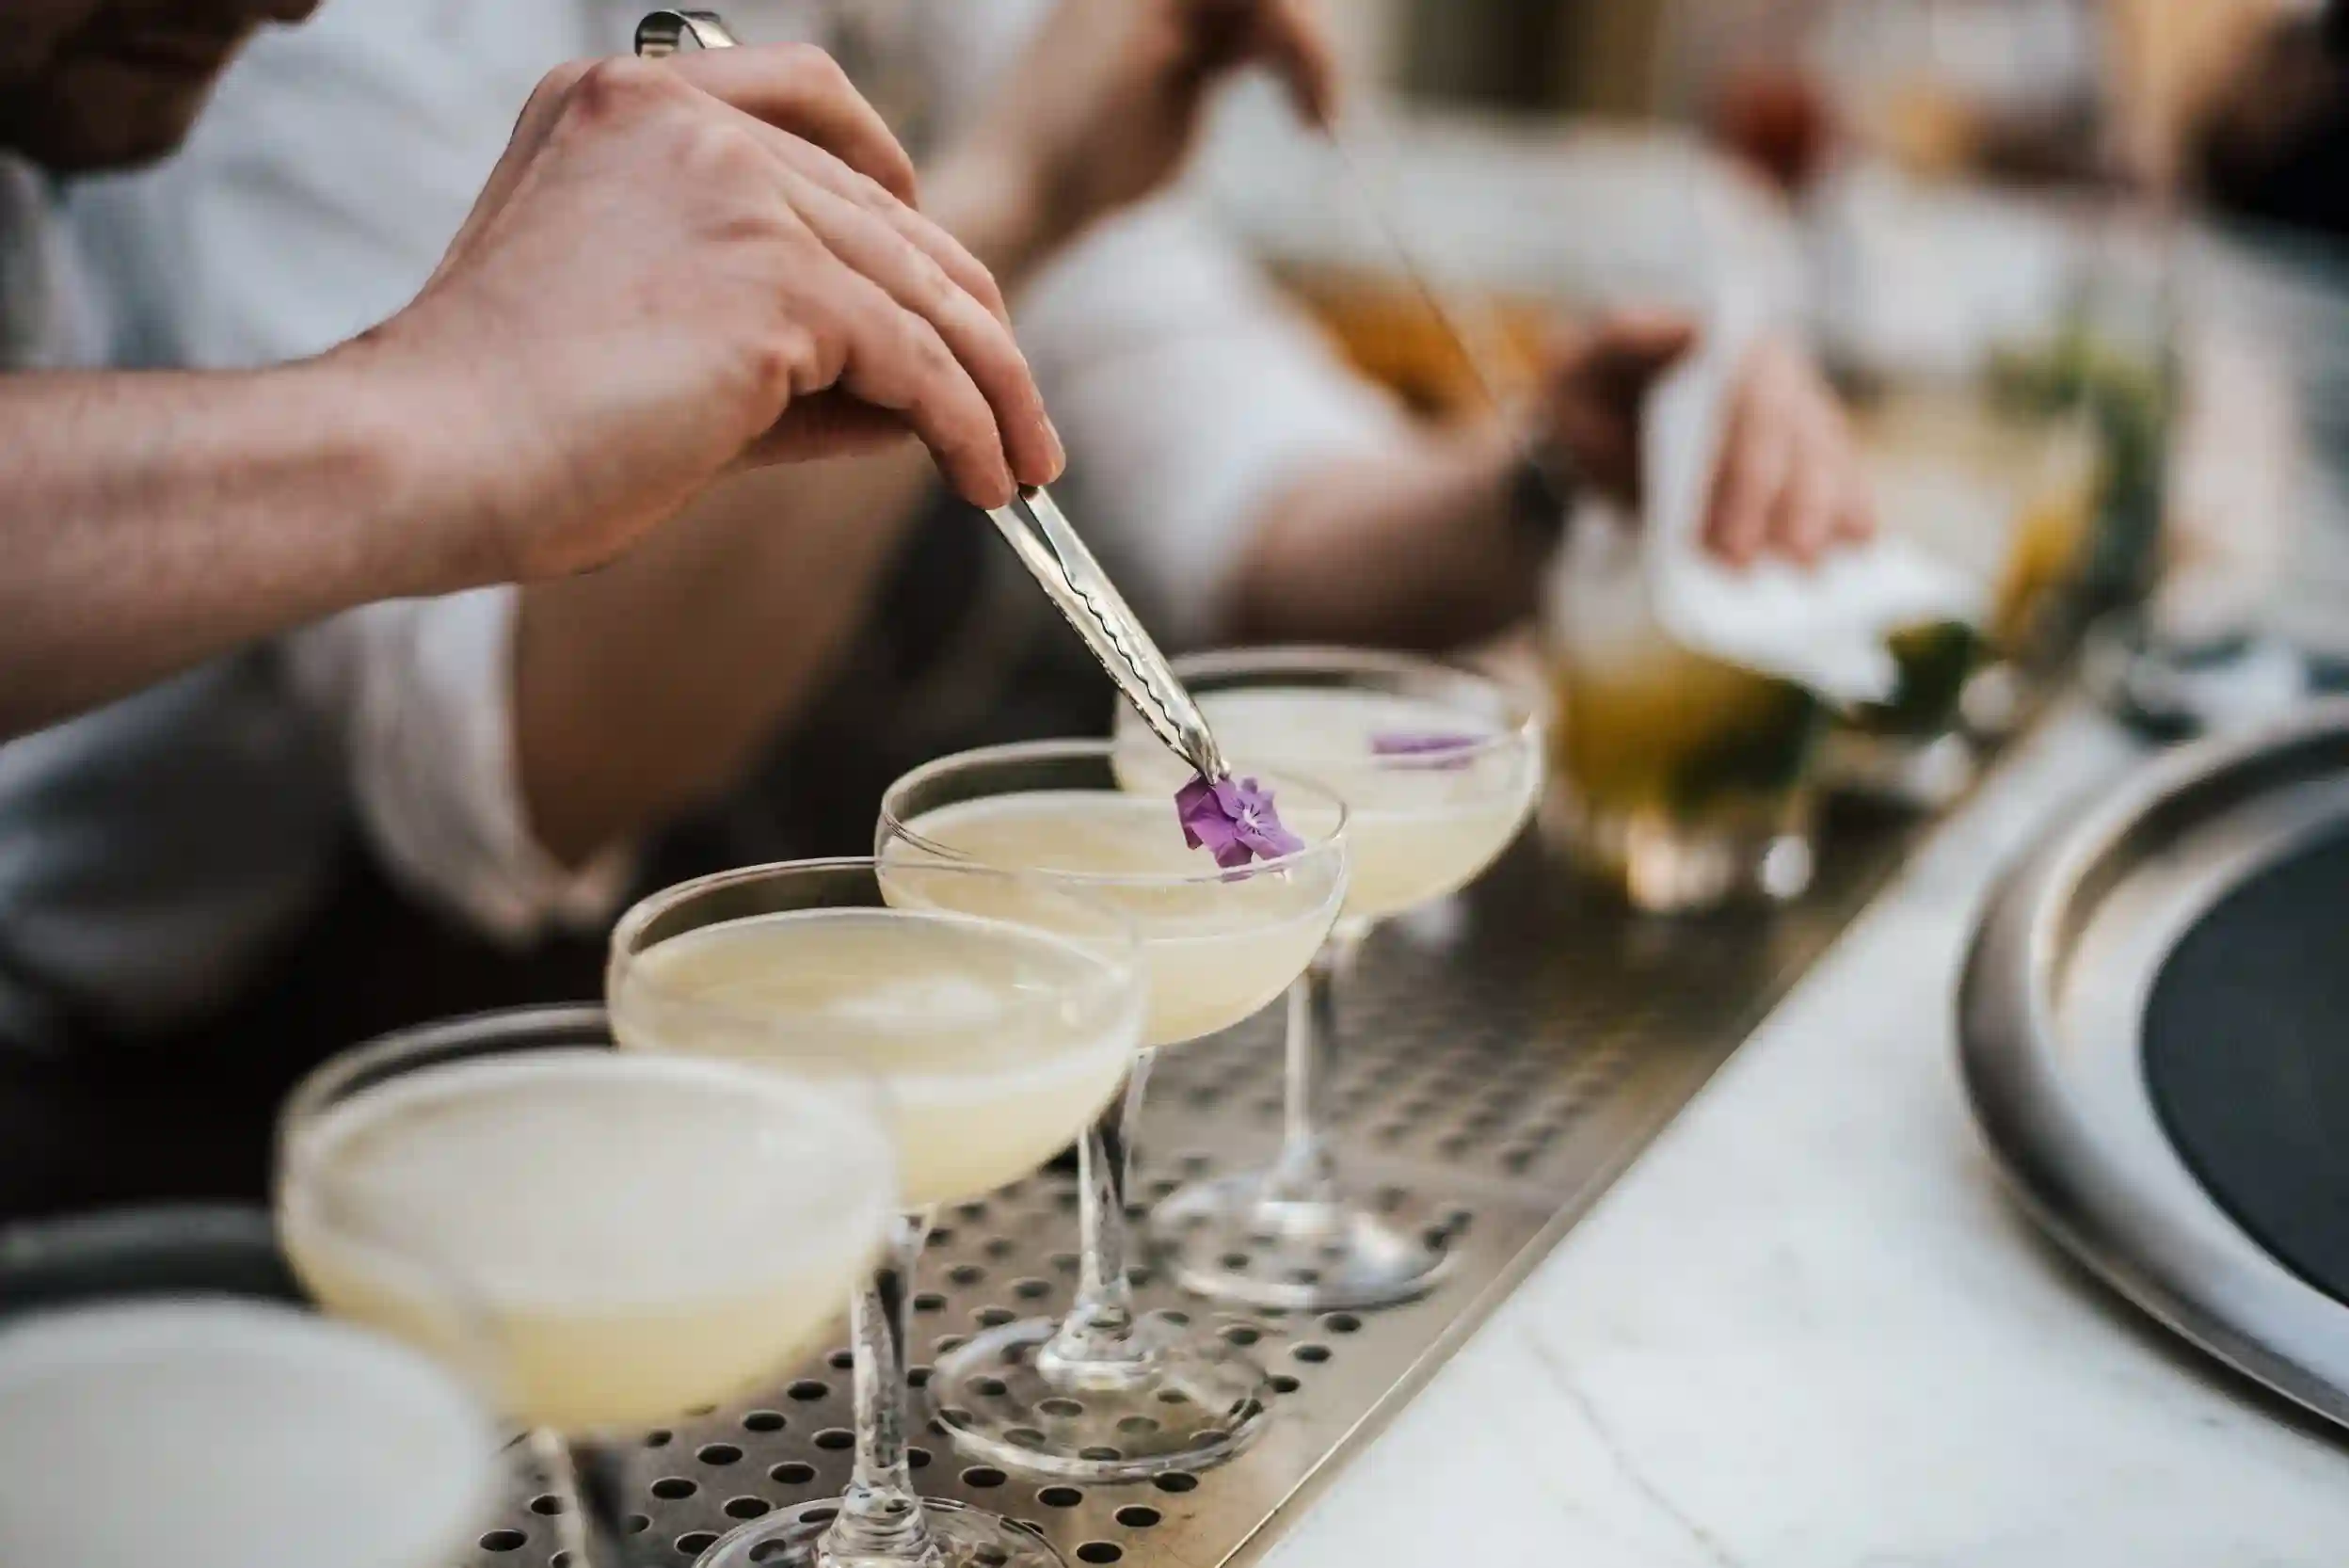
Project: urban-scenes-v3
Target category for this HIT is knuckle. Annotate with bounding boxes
[897,244,963,319]
[780,43,854,98]
[791,287,856,384]
[750,322,824,401]
[670,118,773,200]
[566,56,666,121]
[895,342,969,420]
[905,315,958,378]
[928,232,1008,318]
[527,60,595,116]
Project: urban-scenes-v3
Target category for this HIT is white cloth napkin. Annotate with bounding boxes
[1643,310,1986,708]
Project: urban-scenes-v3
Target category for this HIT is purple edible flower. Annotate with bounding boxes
[1371,731,1482,769]
[1175,773,1306,870]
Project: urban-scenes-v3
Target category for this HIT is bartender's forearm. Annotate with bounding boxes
[513,451,933,868]
[0,357,469,742]
[1226,422,1553,650]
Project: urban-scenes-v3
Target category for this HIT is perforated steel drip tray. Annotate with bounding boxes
[468,795,1960,1568]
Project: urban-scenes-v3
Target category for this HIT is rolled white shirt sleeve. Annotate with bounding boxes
[1015,196,1413,646]
[285,592,635,945]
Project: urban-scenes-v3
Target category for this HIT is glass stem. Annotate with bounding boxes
[1041,1052,1156,1374]
[1265,922,1370,1207]
[535,1429,638,1568]
[824,1208,941,1567]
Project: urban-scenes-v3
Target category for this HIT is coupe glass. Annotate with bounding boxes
[0,1224,498,1568]
[1112,649,1542,1309]
[878,742,1349,1480]
[610,859,1146,1568]
[279,1005,894,1568]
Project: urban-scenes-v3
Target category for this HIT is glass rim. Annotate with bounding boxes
[272,1003,898,1323]
[1149,645,1545,769]
[607,855,1147,1029]
[278,1004,890,1164]
[277,1003,614,1162]
[875,739,1351,889]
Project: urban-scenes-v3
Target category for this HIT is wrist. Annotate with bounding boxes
[1511,421,1583,539]
[924,137,1069,296]
[308,331,523,595]
[1475,406,1580,546]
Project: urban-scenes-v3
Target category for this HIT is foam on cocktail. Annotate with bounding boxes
[615,908,1140,1208]
[282,1049,891,1432]
[0,1298,495,1568]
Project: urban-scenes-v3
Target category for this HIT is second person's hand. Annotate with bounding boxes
[1539,312,1876,567]
[935,0,1337,283]
[343,43,1062,586]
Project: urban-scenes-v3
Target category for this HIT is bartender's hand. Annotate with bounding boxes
[934,0,1335,284]
[351,44,1061,584]
[1542,312,1876,567]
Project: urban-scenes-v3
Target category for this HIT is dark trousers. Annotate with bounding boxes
[0,839,606,1224]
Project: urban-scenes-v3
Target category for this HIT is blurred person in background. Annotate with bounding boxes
[14,0,1871,1216]
[1695,0,2326,198]
[1698,0,2116,191]
[0,4,1071,1219]
[2197,0,2349,244]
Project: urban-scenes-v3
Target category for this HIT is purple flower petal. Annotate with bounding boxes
[1176,773,1304,869]
[1175,776,1251,868]
[1371,731,1482,769]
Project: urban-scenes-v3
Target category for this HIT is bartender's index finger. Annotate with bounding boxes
[788,174,1061,488]
[656,43,919,203]
[757,121,1014,328]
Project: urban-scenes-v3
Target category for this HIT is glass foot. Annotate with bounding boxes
[1149,1173,1452,1311]
[1548,784,1820,915]
[929,1315,1271,1482]
[695,1496,1063,1568]
[1820,728,1977,811]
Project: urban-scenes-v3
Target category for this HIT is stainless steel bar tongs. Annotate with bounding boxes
[634,8,1232,784]
[983,486,1229,782]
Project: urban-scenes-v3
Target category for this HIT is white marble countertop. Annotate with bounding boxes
[1264,702,2349,1568]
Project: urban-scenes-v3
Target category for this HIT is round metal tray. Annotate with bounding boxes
[1961,700,2349,1428]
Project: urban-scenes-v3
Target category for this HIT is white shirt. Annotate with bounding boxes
[0,158,345,1046]
[0,156,100,370]
[68,0,1401,944]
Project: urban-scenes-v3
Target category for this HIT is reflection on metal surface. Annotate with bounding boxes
[2078,611,2313,743]
[458,788,1969,1567]
[1961,700,2349,1431]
